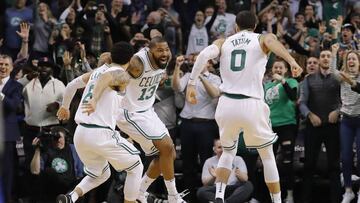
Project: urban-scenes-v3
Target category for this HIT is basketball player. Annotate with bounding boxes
[55,42,143,203]
[186,11,302,203]
[83,37,186,203]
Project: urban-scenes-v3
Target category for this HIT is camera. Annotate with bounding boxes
[36,128,62,149]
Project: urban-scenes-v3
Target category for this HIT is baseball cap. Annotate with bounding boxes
[37,57,56,68]
[307,28,319,38]
[342,23,355,33]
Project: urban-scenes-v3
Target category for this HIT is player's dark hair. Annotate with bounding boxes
[148,36,168,49]
[111,42,134,65]
[236,11,258,31]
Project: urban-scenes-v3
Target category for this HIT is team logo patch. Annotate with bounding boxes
[51,158,68,173]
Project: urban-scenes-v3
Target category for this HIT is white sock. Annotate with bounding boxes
[140,174,155,193]
[164,178,178,196]
[70,191,79,202]
[271,192,281,203]
[215,182,226,200]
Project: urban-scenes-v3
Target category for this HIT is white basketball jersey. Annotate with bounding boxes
[186,25,208,55]
[75,64,123,129]
[219,31,268,99]
[121,48,165,112]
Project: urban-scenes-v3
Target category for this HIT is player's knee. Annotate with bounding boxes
[124,159,143,201]
[171,147,176,160]
[218,149,236,170]
[257,145,275,161]
[129,157,143,175]
[257,145,279,183]
[156,137,174,155]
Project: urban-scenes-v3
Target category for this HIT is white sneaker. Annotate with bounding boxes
[137,191,149,203]
[357,192,360,203]
[249,198,260,203]
[168,189,189,203]
[342,191,355,203]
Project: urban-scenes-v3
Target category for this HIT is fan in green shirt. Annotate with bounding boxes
[265,64,298,127]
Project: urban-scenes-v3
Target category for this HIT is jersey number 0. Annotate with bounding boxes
[230,49,247,71]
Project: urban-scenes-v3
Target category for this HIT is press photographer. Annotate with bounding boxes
[30,126,83,201]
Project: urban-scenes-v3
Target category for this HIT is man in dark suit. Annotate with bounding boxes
[0,55,23,202]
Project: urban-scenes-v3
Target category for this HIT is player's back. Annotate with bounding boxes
[121,47,164,112]
[75,64,122,129]
[219,31,268,99]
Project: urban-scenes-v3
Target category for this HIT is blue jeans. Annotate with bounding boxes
[340,115,360,187]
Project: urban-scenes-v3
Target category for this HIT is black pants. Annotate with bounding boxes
[2,141,17,202]
[302,123,341,203]
[273,124,297,191]
[180,118,219,201]
[196,181,253,203]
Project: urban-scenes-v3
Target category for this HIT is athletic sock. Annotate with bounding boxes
[139,174,155,193]
[215,182,226,200]
[164,178,178,196]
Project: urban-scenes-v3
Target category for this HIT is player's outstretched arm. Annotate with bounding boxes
[57,72,92,120]
[261,33,303,77]
[186,38,225,104]
[188,38,225,86]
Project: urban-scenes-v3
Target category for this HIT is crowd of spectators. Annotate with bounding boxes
[0,0,360,203]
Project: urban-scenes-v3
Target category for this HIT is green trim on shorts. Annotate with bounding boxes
[123,109,167,140]
[102,164,110,173]
[146,148,160,156]
[223,144,236,151]
[111,132,140,155]
[222,93,251,99]
[122,160,141,172]
[84,167,98,178]
[79,123,112,130]
[246,135,278,149]
[222,141,237,151]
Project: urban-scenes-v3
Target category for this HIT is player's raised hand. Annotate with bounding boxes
[82,98,97,115]
[289,61,303,78]
[186,84,197,104]
[57,106,70,121]
[175,55,185,68]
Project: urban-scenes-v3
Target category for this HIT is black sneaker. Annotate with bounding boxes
[215,198,224,203]
[56,194,73,203]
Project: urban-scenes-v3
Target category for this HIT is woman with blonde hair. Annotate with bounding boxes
[31,1,57,59]
[331,44,360,203]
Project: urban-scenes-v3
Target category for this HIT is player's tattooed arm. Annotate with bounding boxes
[90,68,129,104]
[127,55,144,79]
[108,69,130,87]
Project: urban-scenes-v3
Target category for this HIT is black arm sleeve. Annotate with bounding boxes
[351,82,360,94]
[282,81,298,101]
[283,34,310,56]
[205,6,219,33]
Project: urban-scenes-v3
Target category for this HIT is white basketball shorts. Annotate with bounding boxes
[116,108,169,156]
[215,95,278,150]
[74,124,141,178]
